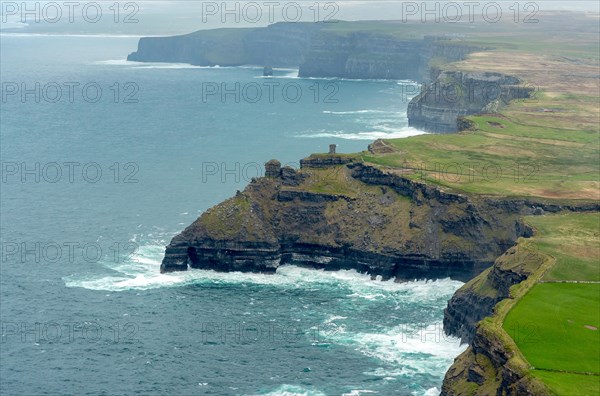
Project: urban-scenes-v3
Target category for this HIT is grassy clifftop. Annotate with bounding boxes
[156,12,598,394]
[503,214,599,394]
[363,40,599,200]
[442,213,599,395]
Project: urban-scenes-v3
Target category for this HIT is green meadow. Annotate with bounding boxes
[503,214,600,395]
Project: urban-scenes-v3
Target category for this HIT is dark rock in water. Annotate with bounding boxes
[263,66,273,77]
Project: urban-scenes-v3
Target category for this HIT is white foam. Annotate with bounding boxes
[342,391,377,396]
[312,277,465,382]
[63,237,463,393]
[0,33,148,38]
[94,60,224,69]
[295,127,428,140]
[324,318,466,379]
[323,110,389,115]
[256,385,326,396]
[63,238,460,297]
[93,59,143,66]
[257,70,299,79]
[0,21,28,30]
[134,63,220,69]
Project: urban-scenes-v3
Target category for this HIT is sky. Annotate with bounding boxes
[1,1,598,35]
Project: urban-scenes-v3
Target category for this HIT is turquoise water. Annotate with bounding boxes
[0,35,465,395]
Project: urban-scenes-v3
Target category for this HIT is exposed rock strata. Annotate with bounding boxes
[440,244,553,395]
[128,23,323,67]
[128,24,481,82]
[407,71,534,132]
[160,157,598,393]
[159,158,597,281]
[128,23,498,133]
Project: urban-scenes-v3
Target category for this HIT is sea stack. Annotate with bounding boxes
[263,66,273,77]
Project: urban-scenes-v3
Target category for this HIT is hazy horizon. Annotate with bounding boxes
[1,0,598,36]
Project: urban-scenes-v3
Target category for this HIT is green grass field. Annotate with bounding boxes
[531,371,600,396]
[502,214,600,395]
[363,114,600,200]
[527,214,600,282]
[504,283,600,373]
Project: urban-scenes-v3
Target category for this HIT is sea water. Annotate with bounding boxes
[0,34,465,395]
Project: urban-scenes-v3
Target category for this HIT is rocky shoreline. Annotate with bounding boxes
[440,238,557,395]
[132,20,598,394]
[160,154,598,394]
[160,156,597,277]
[160,159,532,277]
[127,23,493,133]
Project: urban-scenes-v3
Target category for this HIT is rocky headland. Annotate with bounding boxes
[128,22,490,133]
[136,15,599,395]
[407,71,533,132]
[160,157,596,282]
[160,153,597,395]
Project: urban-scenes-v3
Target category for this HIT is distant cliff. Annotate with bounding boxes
[128,23,482,82]
[407,71,533,133]
[299,35,482,81]
[127,22,324,67]
[127,22,499,132]
[297,32,426,80]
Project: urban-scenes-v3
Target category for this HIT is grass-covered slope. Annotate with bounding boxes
[154,12,599,394]
[503,214,600,395]
[366,12,598,196]
[442,213,599,395]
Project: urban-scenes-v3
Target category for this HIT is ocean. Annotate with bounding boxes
[0,34,466,395]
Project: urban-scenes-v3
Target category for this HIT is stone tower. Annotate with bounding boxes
[329,144,337,154]
[264,159,281,178]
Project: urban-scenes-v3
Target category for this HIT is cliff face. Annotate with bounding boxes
[443,242,536,344]
[127,23,323,67]
[298,35,484,81]
[297,32,426,80]
[440,242,553,396]
[128,23,482,82]
[128,29,249,65]
[407,71,533,133]
[160,157,597,393]
[159,157,553,281]
[242,23,323,67]
[128,23,504,132]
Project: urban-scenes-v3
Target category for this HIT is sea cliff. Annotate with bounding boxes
[160,156,596,278]
[160,155,597,395]
[407,71,533,133]
[439,240,553,395]
[128,23,480,83]
[128,22,498,133]
[137,17,599,394]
